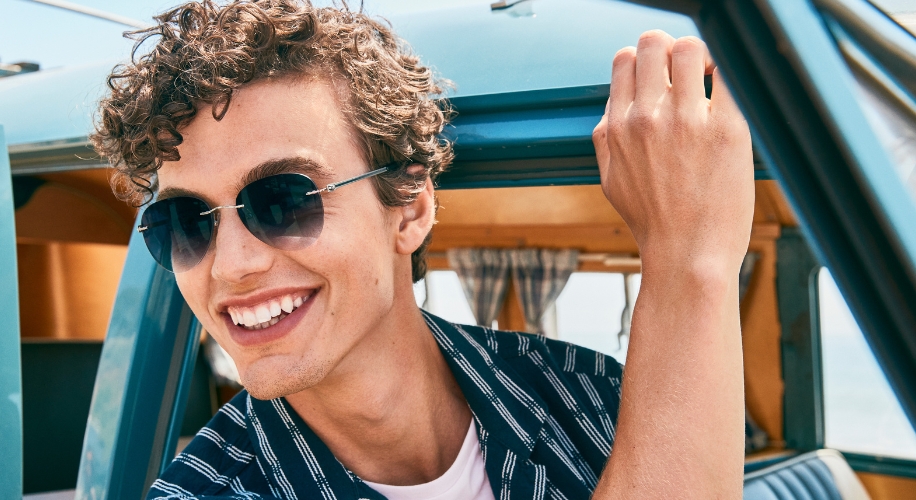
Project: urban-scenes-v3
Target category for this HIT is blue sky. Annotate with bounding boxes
[0,0,484,70]
[3,0,913,70]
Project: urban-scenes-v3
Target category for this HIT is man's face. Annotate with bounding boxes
[158,77,403,400]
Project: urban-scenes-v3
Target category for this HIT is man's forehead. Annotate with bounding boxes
[156,155,334,202]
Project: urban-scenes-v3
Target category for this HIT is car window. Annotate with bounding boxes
[414,270,477,325]
[414,270,637,363]
[869,0,916,35]
[554,272,637,363]
[819,268,916,459]
[824,0,916,201]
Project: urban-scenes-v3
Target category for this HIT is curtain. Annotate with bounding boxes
[616,273,635,349]
[508,248,580,337]
[447,248,511,327]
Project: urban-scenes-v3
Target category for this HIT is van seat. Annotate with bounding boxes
[744,449,870,499]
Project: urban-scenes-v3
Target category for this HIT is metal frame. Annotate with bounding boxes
[776,228,825,452]
[0,126,24,499]
[843,452,916,480]
[75,231,201,499]
[438,84,770,189]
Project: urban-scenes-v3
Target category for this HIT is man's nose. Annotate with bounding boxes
[209,208,274,283]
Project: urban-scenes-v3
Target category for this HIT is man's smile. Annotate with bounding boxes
[219,288,319,347]
[227,291,313,330]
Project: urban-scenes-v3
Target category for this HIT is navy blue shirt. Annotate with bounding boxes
[148,312,623,499]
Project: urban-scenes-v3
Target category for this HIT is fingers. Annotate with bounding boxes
[670,36,713,106]
[610,47,637,118]
[634,30,675,106]
[710,67,743,119]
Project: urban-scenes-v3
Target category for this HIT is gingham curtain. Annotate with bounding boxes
[508,248,580,337]
[447,248,511,327]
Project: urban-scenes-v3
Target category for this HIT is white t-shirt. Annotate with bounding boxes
[363,420,495,500]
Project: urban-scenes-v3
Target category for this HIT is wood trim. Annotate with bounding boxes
[497,278,528,332]
[857,472,916,500]
[429,222,781,255]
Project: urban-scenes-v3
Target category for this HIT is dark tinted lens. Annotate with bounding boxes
[237,174,324,250]
[140,197,214,273]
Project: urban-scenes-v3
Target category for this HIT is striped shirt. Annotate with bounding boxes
[148,312,623,499]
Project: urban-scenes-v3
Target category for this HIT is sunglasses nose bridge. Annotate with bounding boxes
[200,204,245,217]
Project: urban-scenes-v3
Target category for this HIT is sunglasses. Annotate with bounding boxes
[137,165,389,273]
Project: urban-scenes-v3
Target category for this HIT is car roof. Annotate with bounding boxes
[0,0,697,151]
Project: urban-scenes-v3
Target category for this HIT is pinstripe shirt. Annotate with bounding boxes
[148,312,623,500]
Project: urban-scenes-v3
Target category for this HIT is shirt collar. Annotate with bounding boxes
[243,312,548,498]
[421,312,547,460]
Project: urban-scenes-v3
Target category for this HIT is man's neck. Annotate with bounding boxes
[284,300,472,486]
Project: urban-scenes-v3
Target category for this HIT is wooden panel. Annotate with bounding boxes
[858,472,916,499]
[38,168,137,227]
[437,184,622,226]
[497,278,527,332]
[430,223,639,254]
[742,238,785,444]
[437,182,797,227]
[17,242,127,339]
[15,184,132,245]
[429,222,780,255]
[757,180,798,227]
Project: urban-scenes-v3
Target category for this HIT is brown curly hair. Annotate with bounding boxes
[91,0,453,282]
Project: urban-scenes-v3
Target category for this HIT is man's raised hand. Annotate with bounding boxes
[591,30,752,499]
[592,30,754,275]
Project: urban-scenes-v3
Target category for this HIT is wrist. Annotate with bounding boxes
[639,250,740,295]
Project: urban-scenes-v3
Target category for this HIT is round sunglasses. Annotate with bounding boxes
[137,165,389,273]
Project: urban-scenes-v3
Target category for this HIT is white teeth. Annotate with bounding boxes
[255,306,271,323]
[242,310,258,327]
[228,292,312,330]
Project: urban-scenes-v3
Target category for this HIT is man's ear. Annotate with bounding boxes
[394,165,435,256]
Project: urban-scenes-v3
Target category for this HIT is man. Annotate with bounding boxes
[92,1,752,498]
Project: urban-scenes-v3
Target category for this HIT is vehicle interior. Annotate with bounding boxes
[1,0,915,498]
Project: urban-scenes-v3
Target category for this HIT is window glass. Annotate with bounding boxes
[829,0,916,201]
[849,67,916,197]
[554,272,638,363]
[819,268,916,458]
[869,0,916,35]
[414,270,477,326]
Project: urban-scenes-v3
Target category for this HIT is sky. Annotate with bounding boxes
[3,0,914,71]
[0,0,485,70]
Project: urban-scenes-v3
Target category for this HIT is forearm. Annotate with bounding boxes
[593,257,745,499]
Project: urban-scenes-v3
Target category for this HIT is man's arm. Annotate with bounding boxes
[591,31,754,498]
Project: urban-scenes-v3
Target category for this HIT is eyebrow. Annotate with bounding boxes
[235,156,334,194]
[156,156,334,202]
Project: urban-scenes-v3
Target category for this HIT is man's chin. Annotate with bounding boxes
[239,359,332,401]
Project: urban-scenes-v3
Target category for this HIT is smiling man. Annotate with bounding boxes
[92,1,753,498]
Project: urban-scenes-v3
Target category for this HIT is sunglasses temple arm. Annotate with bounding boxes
[308,165,390,195]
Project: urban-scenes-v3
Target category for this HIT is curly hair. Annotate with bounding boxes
[91,0,453,282]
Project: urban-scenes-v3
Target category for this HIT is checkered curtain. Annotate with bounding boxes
[447,248,511,327]
[508,249,580,337]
